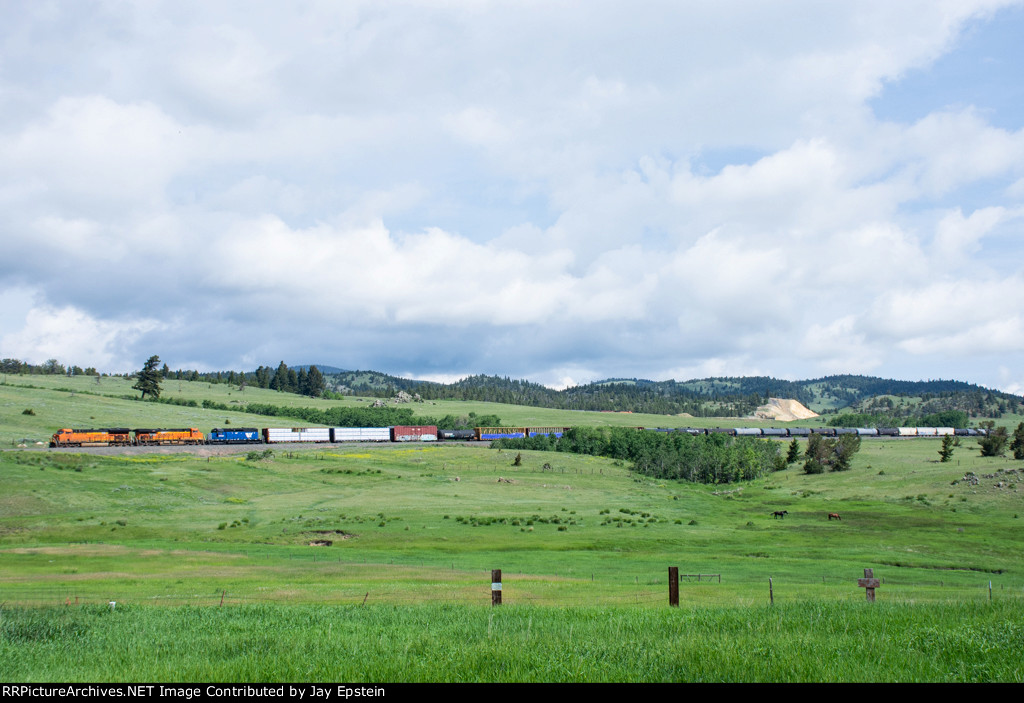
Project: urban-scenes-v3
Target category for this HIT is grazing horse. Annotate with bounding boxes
[772,510,789,519]
[828,513,841,521]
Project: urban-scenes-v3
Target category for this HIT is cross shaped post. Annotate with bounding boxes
[858,568,880,602]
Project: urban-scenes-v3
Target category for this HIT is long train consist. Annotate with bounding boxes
[48,424,987,447]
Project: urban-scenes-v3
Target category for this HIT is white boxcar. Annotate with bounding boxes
[915,427,938,437]
[898,427,918,437]
[330,427,391,442]
[263,427,332,443]
[935,427,955,436]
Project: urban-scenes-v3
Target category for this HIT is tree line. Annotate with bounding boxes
[1,358,99,376]
[493,427,785,484]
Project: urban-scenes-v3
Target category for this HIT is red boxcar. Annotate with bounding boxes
[390,425,438,442]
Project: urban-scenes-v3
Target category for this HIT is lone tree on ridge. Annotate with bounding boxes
[133,355,163,400]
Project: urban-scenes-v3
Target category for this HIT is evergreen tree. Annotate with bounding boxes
[831,434,860,471]
[1010,422,1024,460]
[305,366,326,398]
[938,434,955,462]
[803,434,827,474]
[133,355,163,400]
[786,438,801,464]
[978,421,1009,457]
[270,361,289,391]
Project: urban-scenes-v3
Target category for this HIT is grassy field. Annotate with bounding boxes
[2,376,1023,681]
[3,601,1021,682]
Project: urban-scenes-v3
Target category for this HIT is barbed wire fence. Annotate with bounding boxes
[1,565,1015,609]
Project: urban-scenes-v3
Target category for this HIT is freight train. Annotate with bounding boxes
[48,424,986,448]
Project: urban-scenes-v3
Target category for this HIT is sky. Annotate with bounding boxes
[2,1,1024,393]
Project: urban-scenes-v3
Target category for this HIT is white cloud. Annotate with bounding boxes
[933,206,1023,260]
[798,316,882,373]
[1,1,1023,390]
[1,96,192,207]
[0,302,165,372]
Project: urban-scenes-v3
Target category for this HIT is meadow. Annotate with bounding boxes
[1,375,1023,681]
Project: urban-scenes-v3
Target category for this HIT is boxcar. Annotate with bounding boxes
[391,425,438,442]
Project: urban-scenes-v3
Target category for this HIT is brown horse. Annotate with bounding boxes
[828,513,841,521]
[772,510,789,519]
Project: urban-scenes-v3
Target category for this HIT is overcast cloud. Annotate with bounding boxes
[2,0,1024,392]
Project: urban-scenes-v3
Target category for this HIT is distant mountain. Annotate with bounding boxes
[319,371,1024,419]
[161,361,1023,420]
[294,365,347,374]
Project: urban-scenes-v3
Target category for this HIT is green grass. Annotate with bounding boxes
[3,377,1024,681]
[2,601,1021,682]
[2,440,1021,605]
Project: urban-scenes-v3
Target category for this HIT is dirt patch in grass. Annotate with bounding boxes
[303,530,355,545]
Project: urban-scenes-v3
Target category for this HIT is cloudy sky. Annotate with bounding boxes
[2,1,1024,392]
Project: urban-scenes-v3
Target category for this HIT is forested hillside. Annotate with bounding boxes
[6,355,1021,419]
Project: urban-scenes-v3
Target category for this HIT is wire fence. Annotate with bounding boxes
[1,570,1014,609]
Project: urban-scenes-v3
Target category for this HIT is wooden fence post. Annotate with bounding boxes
[491,569,502,606]
[669,567,679,607]
[769,578,774,605]
[858,568,880,601]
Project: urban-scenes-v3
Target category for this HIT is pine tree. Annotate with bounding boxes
[1010,422,1024,460]
[133,355,163,400]
[938,434,955,462]
[786,438,801,464]
[270,361,289,391]
[803,434,826,474]
[305,366,326,398]
[831,434,860,471]
[978,421,1009,457]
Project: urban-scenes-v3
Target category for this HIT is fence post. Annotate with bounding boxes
[858,568,880,601]
[669,567,679,607]
[491,569,502,606]
[769,578,774,605]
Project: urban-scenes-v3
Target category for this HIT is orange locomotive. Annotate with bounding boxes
[50,428,133,447]
[133,428,205,445]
